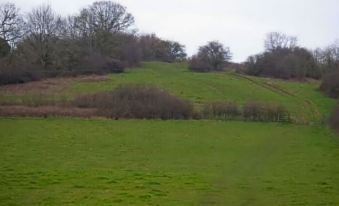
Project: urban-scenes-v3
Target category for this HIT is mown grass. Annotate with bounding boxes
[0,118,339,205]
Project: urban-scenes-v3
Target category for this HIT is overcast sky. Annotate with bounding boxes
[6,0,339,62]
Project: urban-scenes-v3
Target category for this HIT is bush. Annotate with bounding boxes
[138,34,186,62]
[243,101,289,122]
[0,58,42,85]
[203,101,240,120]
[73,85,193,120]
[245,47,320,79]
[188,55,213,72]
[201,101,290,122]
[329,103,339,133]
[81,54,125,74]
[320,70,339,98]
[189,41,232,72]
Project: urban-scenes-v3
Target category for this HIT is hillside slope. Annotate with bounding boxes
[0,62,335,123]
[72,62,336,123]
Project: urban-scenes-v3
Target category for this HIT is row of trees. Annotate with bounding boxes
[320,70,339,98]
[244,32,339,80]
[1,1,339,96]
[187,32,339,80]
[0,1,187,84]
[317,41,339,98]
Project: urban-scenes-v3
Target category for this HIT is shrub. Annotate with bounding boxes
[245,47,320,79]
[82,54,125,74]
[51,52,125,77]
[188,55,213,72]
[201,101,289,122]
[0,58,42,85]
[243,101,264,121]
[138,34,186,62]
[320,70,339,98]
[329,103,339,133]
[243,101,289,122]
[189,41,232,72]
[73,85,193,120]
[203,101,240,120]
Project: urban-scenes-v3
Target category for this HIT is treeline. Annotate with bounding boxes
[185,32,339,99]
[320,71,339,98]
[0,1,186,84]
[1,1,339,100]
[242,33,339,99]
[244,33,339,80]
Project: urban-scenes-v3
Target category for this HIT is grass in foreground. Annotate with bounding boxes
[0,118,338,205]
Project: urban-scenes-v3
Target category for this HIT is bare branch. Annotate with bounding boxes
[264,32,298,51]
[0,2,25,46]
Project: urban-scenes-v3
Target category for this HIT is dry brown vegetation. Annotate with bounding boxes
[202,102,240,120]
[202,101,290,122]
[0,75,108,95]
[0,81,292,122]
[73,85,193,120]
[243,101,290,122]
[0,106,99,118]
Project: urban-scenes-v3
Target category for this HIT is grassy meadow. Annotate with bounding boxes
[0,62,335,123]
[0,62,338,205]
[0,118,339,205]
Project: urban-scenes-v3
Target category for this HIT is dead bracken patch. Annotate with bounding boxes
[0,75,109,95]
[0,78,70,95]
[77,75,110,82]
[0,106,100,118]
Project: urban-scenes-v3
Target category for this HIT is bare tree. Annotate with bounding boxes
[314,40,339,73]
[80,1,134,34]
[199,41,232,71]
[166,41,187,62]
[0,3,25,46]
[264,32,298,51]
[189,41,232,72]
[327,40,339,62]
[25,4,63,68]
[62,15,87,40]
[74,10,96,39]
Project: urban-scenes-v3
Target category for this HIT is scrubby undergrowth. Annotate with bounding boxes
[329,103,339,133]
[73,85,193,120]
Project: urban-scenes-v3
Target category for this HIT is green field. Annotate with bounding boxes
[0,62,338,205]
[0,118,338,205]
[71,62,335,122]
[0,62,336,123]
